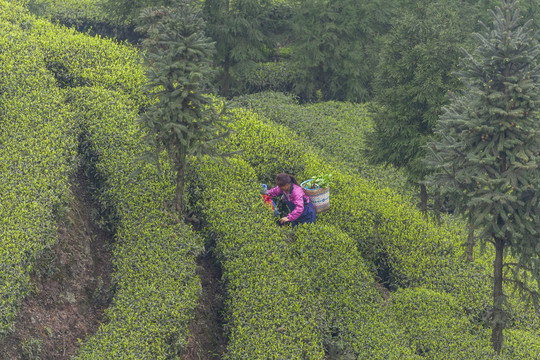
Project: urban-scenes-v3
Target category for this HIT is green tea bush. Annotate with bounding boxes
[1,7,144,97]
[217,107,525,353]
[0,3,78,336]
[502,328,540,359]
[386,287,492,359]
[223,104,540,357]
[11,0,140,42]
[187,156,325,358]
[222,107,491,308]
[232,91,410,192]
[187,155,420,358]
[3,2,144,97]
[68,87,204,359]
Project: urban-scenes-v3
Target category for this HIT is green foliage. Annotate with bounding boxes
[16,0,141,42]
[502,328,540,358]
[0,0,78,338]
[387,287,492,358]
[27,16,144,97]
[232,91,410,192]
[366,0,476,184]
[16,0,106,22]
[223,107,493,307]
[71,87,204,359]
[428,0,540,268]
[208,106,507,356]
[301,173,333,189]
[236,61,295,95]
[102,0,174,24]
[186,154,418,359]
[203,0,276,96]
[0,1,202,355]
[137,0,227,213]
[426,1,540,351]
[290,0,388,102]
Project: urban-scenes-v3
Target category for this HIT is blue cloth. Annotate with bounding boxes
[284,198,316,228]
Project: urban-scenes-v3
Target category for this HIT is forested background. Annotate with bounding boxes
[1,0,540,359]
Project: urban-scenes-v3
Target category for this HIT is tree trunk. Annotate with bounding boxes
[466,222,475,262]
[420,183,428,219]
[491,236,505,354]
[223,52,230,98]
[175,158,186,216]
[222,0,231,98]
[433,190,441,225]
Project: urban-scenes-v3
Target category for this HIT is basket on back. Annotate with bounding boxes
[300,180,330,213]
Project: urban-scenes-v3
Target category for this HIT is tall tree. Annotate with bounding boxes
[365,0,476,213]
[290,0,388,102]
[203,0,274,97]
[103,0,175,24]
[425,0,540,353]
[137,0,228,215]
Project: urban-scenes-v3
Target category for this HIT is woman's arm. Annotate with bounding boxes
[267,186,283,198]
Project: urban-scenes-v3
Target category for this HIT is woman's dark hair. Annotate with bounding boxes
[276,173,299,186]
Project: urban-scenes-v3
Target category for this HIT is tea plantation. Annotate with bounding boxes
[0,1,539,359]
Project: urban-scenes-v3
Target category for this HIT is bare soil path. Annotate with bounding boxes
[184,250,228,360]
[0,171,113,360]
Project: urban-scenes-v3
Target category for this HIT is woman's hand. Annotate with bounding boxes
[279,216,289,224]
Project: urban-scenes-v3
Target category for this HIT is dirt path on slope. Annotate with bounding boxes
[184,250,228,360]
[0,171,113,360]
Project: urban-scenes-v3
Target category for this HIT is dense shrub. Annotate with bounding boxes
[215,106,540,356]
[0,2,78,336]
[187,155,421,358]
[69,87,203,359]
[1,2,200,356]
[12,0,141,42]
[502,328,540,359]
[3,2,143,95]
[221,107,490,303]
[386,287,492,358]
[236,62,295,95]
[232,91,410,192]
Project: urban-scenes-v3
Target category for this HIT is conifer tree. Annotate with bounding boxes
[203,0,274,97]
[365,0,475,213]
[290,0,388,102]
[425,0,540,353]
[137,0,228,216]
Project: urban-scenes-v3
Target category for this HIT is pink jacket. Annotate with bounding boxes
[268,183,310,221]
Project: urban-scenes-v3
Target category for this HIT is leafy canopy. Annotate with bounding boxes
[137,0,228,212]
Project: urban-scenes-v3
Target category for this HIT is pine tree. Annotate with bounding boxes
[425,0,540,353]
[103,0,175,24]
[365,0,476,214]
[137,0,228,216]
[290,0,388,102]
[203,0,274,97]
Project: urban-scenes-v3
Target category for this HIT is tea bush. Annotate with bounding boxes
[187,155,421,358]
[0,4,78,336]
[224,104,540,356]
[386,287,492,359]
[222,107,491,307]
[4,1,144,96]
[68,87,204,359]
[217,107,540,354]
[502,328,540,359]
[23,15,142,96]
[232,91,410,192]
[1,1,202,355]
[13,0,141,43]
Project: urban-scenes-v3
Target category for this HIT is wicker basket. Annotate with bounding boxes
[300,180,330,213]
